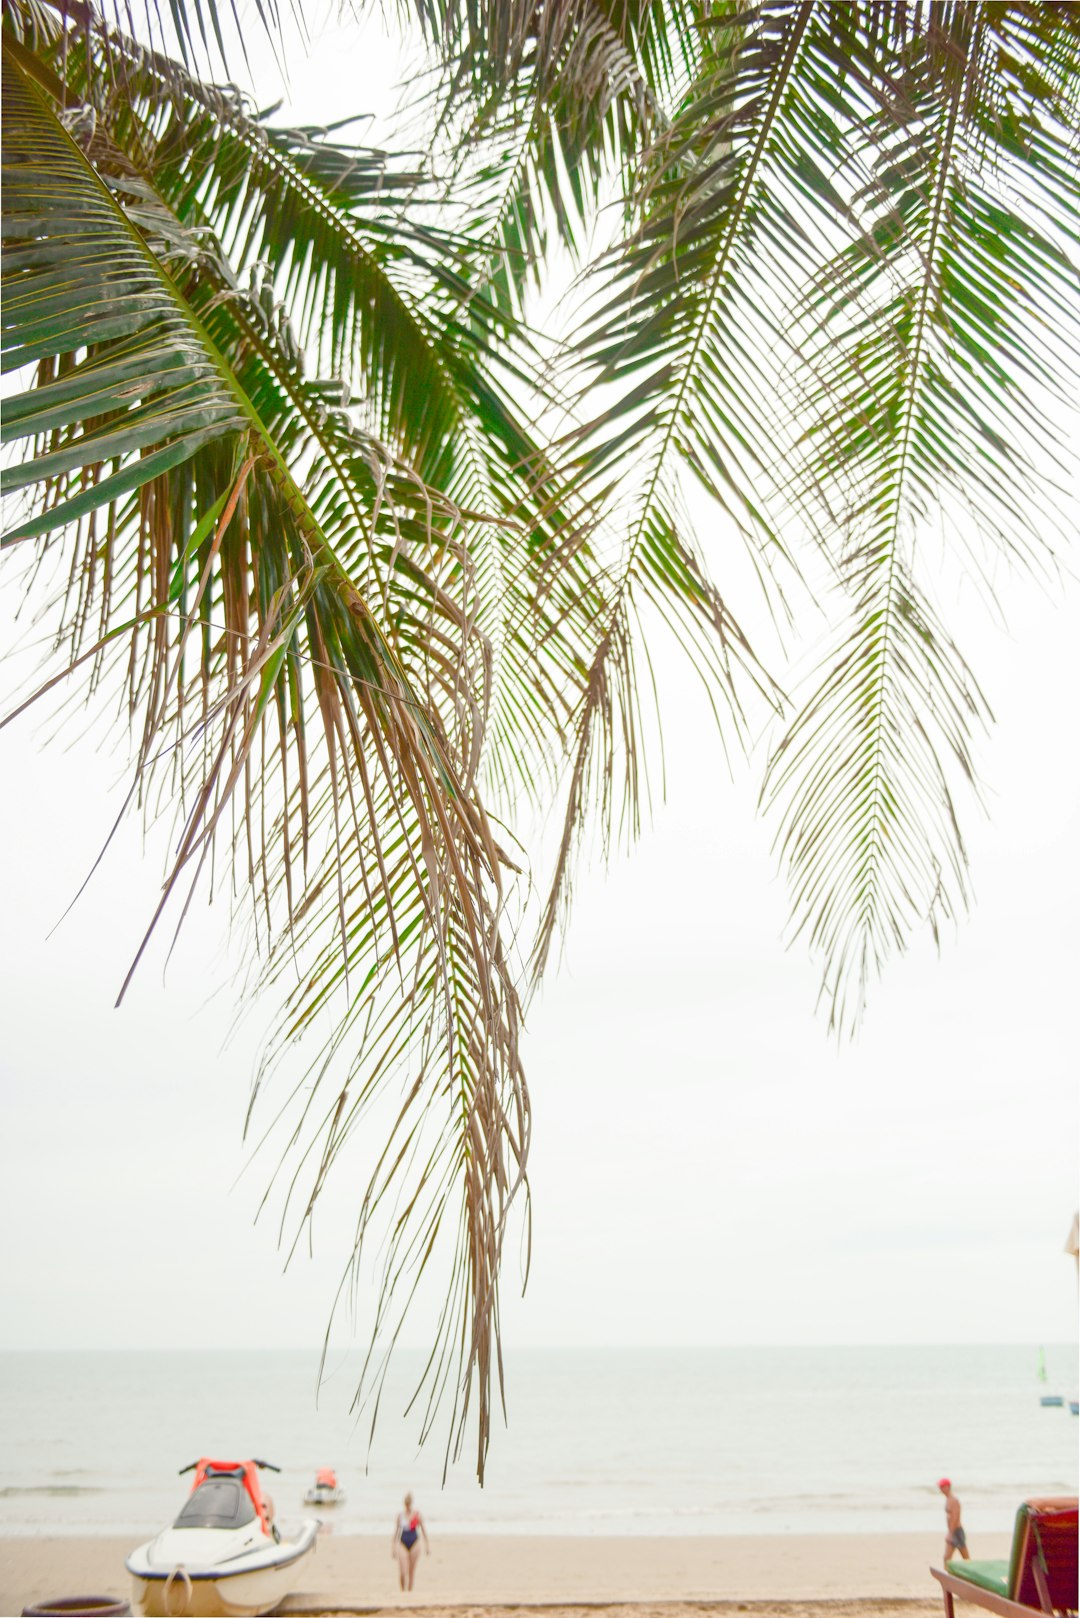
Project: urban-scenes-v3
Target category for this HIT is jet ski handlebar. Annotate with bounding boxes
[177,1459,282,1474]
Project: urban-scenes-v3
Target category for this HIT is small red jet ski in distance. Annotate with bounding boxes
[126,1458,318,1616]
[304,1467,346,1508]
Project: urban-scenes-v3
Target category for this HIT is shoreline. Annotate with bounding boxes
[0,1531,1006,1613]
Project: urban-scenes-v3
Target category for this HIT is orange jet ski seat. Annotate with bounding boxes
[190,1459,275,1539]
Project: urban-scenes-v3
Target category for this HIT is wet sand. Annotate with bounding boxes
[0,1529,1007,1613]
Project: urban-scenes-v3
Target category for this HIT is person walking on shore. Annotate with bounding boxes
[392,1491,429,1591]
[938,1478,970,1562]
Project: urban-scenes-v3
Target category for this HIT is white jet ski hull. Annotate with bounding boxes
[303,1485,345,1507]
[127,1520,318,1617]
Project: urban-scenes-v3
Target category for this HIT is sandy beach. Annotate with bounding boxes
[0,1530,1010,1614]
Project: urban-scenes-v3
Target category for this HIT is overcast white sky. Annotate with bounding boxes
[0,4,1077,1358]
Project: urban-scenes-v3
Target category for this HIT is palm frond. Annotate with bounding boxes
[763,0,1080,1029]
[526,1,842,972]
[2,37,530,1474]
[249,762,530,1478]
[5,0,1079,1472]
[1,55,246,536]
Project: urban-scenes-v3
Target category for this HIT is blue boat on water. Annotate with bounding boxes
[1070,1401,1079,1416]
[1040,1394,1065,1407]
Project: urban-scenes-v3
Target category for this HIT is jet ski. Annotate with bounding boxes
[303,1467,346,1508]
[126,1458,318,1617]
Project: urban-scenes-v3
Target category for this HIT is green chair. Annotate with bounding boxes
[932,1498,1078,1618]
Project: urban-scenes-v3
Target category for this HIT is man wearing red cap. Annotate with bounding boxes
[938,1478,970,1562]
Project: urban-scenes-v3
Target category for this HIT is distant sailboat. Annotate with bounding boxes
[1037,1346,1067,1405]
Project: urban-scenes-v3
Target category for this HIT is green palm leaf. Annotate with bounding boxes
[1,56,245,535]
[763,1,1080,1028]
[2,36,530,1475]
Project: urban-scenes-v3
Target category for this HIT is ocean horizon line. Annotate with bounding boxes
[1,1339,1075,1353]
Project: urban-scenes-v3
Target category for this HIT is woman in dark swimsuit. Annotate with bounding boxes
[391,1491,429,1590]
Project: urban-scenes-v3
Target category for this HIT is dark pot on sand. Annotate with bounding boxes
[22,1599,131,1617]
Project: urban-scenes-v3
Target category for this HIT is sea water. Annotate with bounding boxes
[0,1345,1076,1538]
